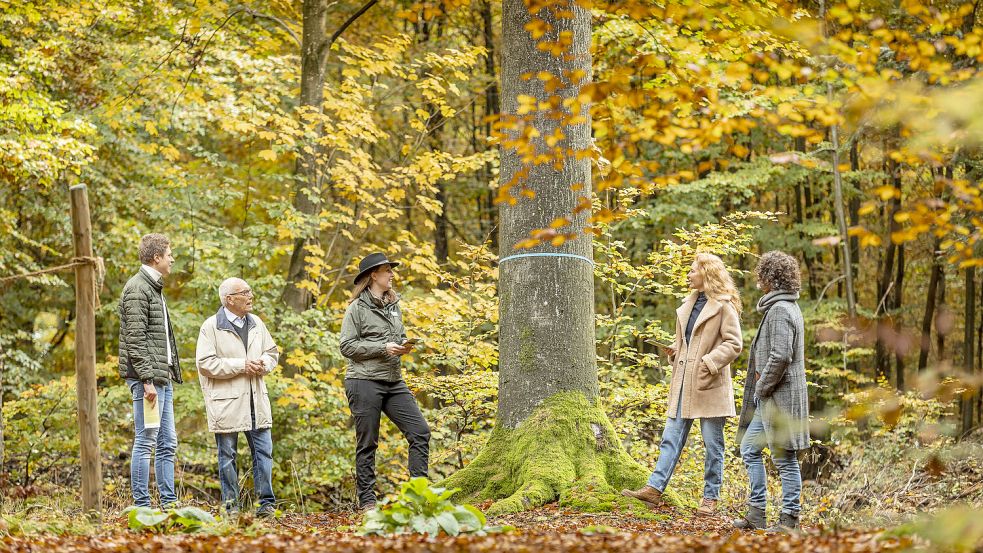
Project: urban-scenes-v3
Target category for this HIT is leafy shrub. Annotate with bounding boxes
[359,477,498,536]
[122,506,217,533]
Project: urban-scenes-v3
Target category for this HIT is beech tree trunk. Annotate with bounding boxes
[442,0,646,514]
[495,0,597,428]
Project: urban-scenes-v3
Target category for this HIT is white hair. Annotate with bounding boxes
[218,277,248,307]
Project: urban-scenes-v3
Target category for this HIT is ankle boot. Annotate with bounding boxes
[767,511,800,533]
[732,505,766,530]
[620,485,663,509]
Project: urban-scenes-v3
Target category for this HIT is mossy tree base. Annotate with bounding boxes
[441,391,654,516]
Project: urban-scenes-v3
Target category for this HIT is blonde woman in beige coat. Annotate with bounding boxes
[623,253,743,516]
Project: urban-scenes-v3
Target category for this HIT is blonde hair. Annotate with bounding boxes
[694,253,742,315]
[348,266,398,305]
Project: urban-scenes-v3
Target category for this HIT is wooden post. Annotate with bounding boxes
[70,184,102,514]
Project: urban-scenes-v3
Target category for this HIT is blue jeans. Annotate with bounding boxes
[214,411,275,512]
[740,410,802,515]
[647,413,726,500]
[127,379,177,508]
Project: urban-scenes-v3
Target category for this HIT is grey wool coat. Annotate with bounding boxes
[736,290,811,451]
[118,269,183,385]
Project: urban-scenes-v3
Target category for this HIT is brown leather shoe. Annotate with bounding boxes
[695,498,718,516]
[621,485,663,508]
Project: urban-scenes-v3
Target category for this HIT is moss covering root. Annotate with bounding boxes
[441,391,653,516]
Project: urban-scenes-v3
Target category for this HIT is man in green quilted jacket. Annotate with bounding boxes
[118,233,183,508]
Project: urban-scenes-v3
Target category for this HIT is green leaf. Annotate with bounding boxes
[462,504,486,527]
[134,508,169,529]
[435,511,460,536]
[172,507,216,524]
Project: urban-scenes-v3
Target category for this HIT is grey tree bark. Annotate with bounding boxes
[282,0,379,311]
[0,338,5,483]
[282,0,329,312]
[441,0,647,514]
[496,0,597,429]
[963,267,977,435]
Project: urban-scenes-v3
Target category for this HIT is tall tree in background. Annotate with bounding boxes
[283,0,329,311]
[964,267,977,434]
[443,0,645,514]
[283,0,379,311]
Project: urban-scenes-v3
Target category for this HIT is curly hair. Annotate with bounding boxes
[755,251,802,293]
[694,253,742,315]
[138,233,170,264]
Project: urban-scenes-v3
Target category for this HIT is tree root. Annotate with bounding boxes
[442,391,652,516]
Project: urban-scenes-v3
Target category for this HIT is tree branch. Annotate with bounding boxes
[317,0,379,68]
[238,6,301,47]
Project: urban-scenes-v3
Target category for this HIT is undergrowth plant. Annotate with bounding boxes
[359,477,506,536]
[121,506,218,534]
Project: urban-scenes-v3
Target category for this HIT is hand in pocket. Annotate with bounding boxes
[695,361,720,391]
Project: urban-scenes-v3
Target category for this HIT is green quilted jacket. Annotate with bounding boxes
[117,269,183,385]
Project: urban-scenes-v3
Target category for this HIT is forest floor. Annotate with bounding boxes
[0,503,917,552]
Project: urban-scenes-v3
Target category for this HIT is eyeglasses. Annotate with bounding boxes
[228,289,253,298]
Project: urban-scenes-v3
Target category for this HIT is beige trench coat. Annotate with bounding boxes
[196,309,279,433]
[665,292,743,419]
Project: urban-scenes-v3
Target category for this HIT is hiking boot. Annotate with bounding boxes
[767,512,800,533]
[620,485,663,509]
[359,501,377,513]
[256,505,276,519]
[695,498,718,517]
[732,505,766,530]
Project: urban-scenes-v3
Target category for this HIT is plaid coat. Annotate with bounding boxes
[736,291,811,451]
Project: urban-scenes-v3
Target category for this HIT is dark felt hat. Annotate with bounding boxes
[354,252,400,284]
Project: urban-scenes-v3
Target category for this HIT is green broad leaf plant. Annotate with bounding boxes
[359,477,501,536]
[121,506,218,534]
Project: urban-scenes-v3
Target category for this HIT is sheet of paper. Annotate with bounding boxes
[143,394,161,429]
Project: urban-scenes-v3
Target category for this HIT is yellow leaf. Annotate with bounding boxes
[873,185,900,200]
[258,149,277,161]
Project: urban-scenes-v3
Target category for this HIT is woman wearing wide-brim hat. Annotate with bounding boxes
[339,252,430,512]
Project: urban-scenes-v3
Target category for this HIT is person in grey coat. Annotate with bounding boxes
[733,251,810,532]
[340,252,430,512]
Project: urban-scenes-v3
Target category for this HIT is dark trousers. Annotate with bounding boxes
[344,378,431,506]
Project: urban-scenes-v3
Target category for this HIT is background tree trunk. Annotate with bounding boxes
[875,162,902,381]
[480,0,500,250]
[918,239,941,371]
[894,244,905,390]
[963,267,977,435]
[0,338,5,485]
[282,0,329,312]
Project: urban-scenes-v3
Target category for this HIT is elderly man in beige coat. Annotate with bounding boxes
[196,277,279,517]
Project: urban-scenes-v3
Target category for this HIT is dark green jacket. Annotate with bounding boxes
[340,290,406,382]
[117,269,183,385]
